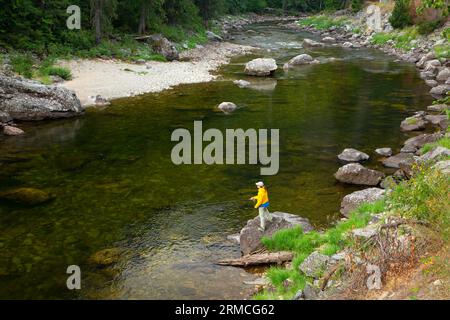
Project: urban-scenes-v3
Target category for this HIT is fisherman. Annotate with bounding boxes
[250,181,273,232]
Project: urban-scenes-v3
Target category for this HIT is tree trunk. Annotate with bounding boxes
[138,1,148,35]
[216,252,294,267]
[93,0,103,44]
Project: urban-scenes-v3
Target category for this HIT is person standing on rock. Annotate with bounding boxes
[250,181,272,232]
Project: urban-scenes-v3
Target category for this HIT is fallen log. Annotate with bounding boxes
[216,251,293,267]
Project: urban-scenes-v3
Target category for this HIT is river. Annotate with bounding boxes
[0,22,433,299]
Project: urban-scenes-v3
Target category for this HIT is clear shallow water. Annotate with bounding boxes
[0,23,433,299]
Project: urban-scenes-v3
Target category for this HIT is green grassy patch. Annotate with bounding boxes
[371,27,419,51]
[298,15,348,30]
[10,53,34,78]
[421,137,450,154]
[434,44,450,60]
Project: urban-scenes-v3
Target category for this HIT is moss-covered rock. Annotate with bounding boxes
[0,187,52,205]
[88,248,124,267]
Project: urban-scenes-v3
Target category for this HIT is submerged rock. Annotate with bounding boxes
[239,212,313,255]
[0,187,52,205]
[88,248,124,267]
[3,125,25,136]
[244,58,278,77]
[334,163,385,186]
[233,80,251,88]
[340,188,385,217]
[0,74,83,121]
[338,148,369,162]
[217,102,237,113]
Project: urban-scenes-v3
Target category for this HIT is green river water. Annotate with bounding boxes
[0,23,433,299]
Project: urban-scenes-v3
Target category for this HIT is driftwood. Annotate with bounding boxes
[216,251,293,267]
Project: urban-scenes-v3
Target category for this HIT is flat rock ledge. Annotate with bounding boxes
[239,212,313,256]
[0,74,83,121]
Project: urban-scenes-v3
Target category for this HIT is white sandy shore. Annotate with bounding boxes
[60,42,255,106]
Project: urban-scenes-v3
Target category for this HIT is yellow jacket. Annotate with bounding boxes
[252,187,269,209]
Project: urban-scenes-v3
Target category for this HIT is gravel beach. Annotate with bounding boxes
[60,42,255,106]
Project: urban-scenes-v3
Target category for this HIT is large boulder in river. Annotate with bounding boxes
[244,58,278,77]
[338,148,369,162]
[283,54,319,69]
[0,74,83,121]
[334,163,385,186]
[0,187,52,205]
[340,188,386,217]
[239,212,314,255]
[425,114,448,131]
[147,34,179,61]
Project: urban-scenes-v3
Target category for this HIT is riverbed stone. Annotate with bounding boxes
[425,79,438,87]
[433,160,450,175]
[430,84,450,97]
[403,133,443,154]
[419,147,450,163]
[425,114,448,131]
[0,74,83,121]
[244,58,278,76]
[400,114,427,132]
[283,54,316,69]
[299,251,330,278]
[334,163,385,186]
[338,148,370,162]
[217,102,237,113]
[375,148,392,157]
[303,283,320,300]
[239,212,313,255]
[340,188,385,217]
[321,36,336,44]
[436,68,450,82]
[427,104,448,112]
[303,38,323,47]
[3,125,24,136]
[233,79,251,88]
[0,187,52,205]
[416,52,435,68]
[382,153,415,169]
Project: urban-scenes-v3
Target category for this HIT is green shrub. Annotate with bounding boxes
[351,0,364,13]
[389,0,412,29]
[10,53,34,78]
[418,19,444,35]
